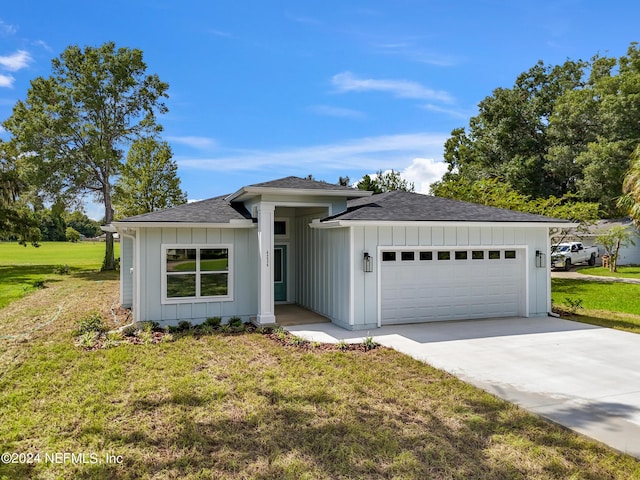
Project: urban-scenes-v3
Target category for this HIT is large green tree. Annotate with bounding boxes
[3,42,169,269]
[357,169,415,194]
[619,144,640,226]
[113,137,187,218]
[437,42,640,216]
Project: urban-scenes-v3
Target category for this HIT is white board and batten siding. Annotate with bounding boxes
[295,213,351,328]
[351,224,550,329]
[136,227,258,325]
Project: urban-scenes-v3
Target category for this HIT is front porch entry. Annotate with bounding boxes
[275,304,330,326]
[255,201,331,326]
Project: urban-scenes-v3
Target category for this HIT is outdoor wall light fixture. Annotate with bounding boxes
[363,251,373,272]
[535,250,546,268]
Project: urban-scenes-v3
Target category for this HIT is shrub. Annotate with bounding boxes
[362,335,378,351]
[52,264,70,275]
[139,321,160,333]
[204,316,221,328]
[66,226,81,243]
[75,331,99,349]
[228,316,242,328]
[121,324,138,337]
[75,312,107,335]
[176,320,193,332]
[103,331,122,349]
[30,279,46,289]
[336,340,349,351]
[288,335,306,346]
[564,297,584,315]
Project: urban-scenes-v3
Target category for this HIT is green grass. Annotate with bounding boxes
[576,265,640,279]
[0,241,120,309]
[0,267,639,478]
[552,278,640,333]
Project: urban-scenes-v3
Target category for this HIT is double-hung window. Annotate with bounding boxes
[163,245,232,302]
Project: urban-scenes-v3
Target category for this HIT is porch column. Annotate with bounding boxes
[257,203,276,325]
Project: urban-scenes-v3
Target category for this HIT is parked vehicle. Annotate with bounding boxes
[551,242,598,270]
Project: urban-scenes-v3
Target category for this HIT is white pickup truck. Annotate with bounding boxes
[551,242,598,270]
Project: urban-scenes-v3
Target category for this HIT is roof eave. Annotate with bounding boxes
[226,186,372,202]
[112,219,255,229]
[311,219,577,229]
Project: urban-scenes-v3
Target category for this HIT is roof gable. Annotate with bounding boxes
[226,176,371,202]
[327,190,570,223]
[248,176,355,191]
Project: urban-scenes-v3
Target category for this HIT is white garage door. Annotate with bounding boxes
[380,248,525,324]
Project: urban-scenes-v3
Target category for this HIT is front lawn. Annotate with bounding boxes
[576,265,640,279]
[552,278,640,333]
[1,272,639,478]
[0,241,119,309]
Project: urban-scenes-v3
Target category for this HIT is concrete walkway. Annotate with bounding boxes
[552,269,640,284]
[286,316,640,459]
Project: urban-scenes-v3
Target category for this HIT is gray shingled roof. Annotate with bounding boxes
[118,195,251,223]
[326,190,570,223]
[248,176,357,191]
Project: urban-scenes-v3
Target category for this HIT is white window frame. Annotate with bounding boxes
[161,244,234,304]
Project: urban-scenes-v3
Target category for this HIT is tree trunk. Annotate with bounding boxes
[101,184,115,271]
[612,238,621,273]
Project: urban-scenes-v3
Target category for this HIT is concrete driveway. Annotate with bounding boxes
[286,316,640,458]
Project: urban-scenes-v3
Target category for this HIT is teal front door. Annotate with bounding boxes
[274,245,287,301]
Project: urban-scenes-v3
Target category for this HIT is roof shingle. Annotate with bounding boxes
[326,190,570,223]
[118,195,251,223]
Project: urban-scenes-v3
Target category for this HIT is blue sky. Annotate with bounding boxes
[1,1,638,219]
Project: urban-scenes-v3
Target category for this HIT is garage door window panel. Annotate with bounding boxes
[382,252,396,262]
[455,251,468,260]
[420,251,433,261]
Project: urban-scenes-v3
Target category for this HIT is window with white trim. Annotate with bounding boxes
[163,245,232,302]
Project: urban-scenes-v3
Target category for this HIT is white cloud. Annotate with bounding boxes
[373,42,456,67]
[0,19,17,36]
[307,104,365,119]
[32,40,53,52]
[209,29,232,38]
[284,12,322,25]
[332,71,454,104]
[177,132,447,173]
[167,136,218,149]
[401,158,449,194]
[422,103,474,119]
[0,50,32,72]
[0,74,14,88]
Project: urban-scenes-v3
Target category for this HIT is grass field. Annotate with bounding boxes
[576,265,640,279]
[0,241,120,309]
[1,246,640,478]
[552,278,640,333]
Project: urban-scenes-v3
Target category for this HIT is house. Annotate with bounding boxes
[554,218,640,266]
[590,218,640,266]
[111,176,572,330]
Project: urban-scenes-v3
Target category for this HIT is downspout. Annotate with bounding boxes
[114,230,139,332]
